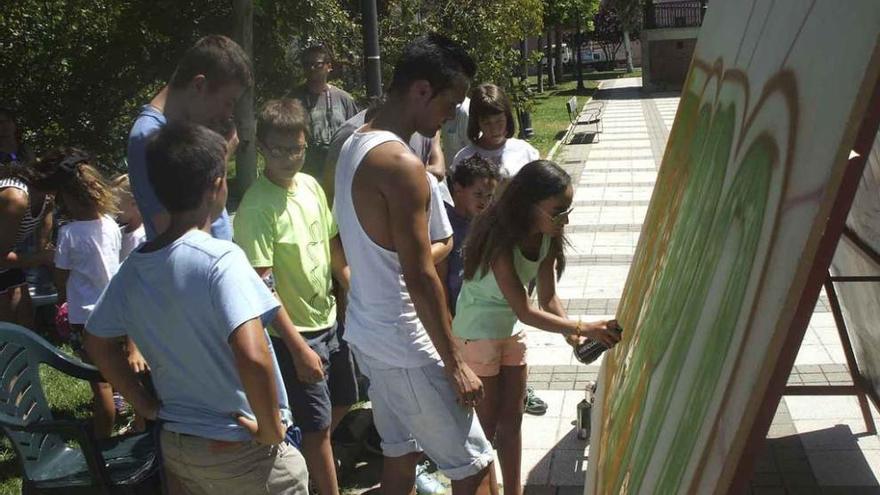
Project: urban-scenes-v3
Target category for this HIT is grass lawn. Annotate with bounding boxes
[526,68,641,157]
[527,79,598,157]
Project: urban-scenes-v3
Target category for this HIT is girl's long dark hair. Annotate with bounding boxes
[463,160,571,280]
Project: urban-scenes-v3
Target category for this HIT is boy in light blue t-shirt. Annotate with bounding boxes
[85,122,317,495]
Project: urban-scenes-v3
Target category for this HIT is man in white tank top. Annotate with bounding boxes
[334,34,496,495]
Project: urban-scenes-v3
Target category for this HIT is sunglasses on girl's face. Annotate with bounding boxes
[538,206,574,224]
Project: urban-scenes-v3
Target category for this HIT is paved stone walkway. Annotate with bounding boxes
[519,77,880,494]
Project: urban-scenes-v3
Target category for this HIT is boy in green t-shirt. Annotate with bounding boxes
[234,98,353,495]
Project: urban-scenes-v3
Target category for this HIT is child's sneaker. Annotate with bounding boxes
[524,387,548,415]
[415,462,445,495]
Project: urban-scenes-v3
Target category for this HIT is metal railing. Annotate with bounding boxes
[644,1,706,29]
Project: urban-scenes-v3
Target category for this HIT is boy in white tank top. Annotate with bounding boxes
[334,34,496,495]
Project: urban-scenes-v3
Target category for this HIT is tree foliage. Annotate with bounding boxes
[362,0,545,110]
[2,1,233,168]
[609,0,645,32]
[592,6,622,62]
[590,2,640,63]
[256,0,362,100]
[544,0,600,29]
[2,0,547,169]
[539,0,598,88]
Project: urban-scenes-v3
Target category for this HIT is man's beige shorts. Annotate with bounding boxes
[161,429,309,495]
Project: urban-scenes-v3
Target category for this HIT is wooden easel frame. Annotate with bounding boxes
[728,61,880,494]
[782,227,880,435]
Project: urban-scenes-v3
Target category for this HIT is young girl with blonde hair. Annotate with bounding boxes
[38,148,122,438]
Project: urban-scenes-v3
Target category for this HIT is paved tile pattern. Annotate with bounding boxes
[521,77,880,494]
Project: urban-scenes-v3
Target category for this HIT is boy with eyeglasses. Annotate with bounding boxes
[234,99,355,495]
[291,45,358,181]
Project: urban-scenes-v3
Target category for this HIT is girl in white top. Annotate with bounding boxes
[451,84,540,180]
[46,149,122,439]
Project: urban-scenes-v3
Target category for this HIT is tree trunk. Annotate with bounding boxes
[537,35,545,93]
[546,30,556,87]
[603,41,616,64]
[575,8,584,90]
[232,0,256,199]
[623,30,634,73]
[554,24,564,83]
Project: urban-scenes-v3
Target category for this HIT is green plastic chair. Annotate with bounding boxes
[0,322,160,494]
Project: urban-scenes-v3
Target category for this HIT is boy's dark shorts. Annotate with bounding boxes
[271,322,359,433]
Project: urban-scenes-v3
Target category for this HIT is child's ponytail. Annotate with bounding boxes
[33,147,118,216]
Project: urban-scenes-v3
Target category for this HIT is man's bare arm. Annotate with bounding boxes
[380,151,482,406]
[436,257,452,324]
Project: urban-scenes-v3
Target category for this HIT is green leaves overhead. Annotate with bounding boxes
[3,0,548,168]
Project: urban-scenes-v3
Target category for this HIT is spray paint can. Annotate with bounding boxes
[573,325,623,365]
[576,399,591,439]
[576,381,596,440]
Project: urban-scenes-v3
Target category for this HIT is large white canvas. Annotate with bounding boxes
[585,2,880,493]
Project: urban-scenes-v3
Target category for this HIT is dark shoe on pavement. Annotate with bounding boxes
[524,386,548,415]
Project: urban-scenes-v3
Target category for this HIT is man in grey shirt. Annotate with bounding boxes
[291,45,359,180]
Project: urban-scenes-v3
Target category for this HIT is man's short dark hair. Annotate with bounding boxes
[451,154,502,192]
[169,35,254,90]
[257,99,310,143]
[300,45,334,65]
[388,34,476,97]
[145,122,227,212]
